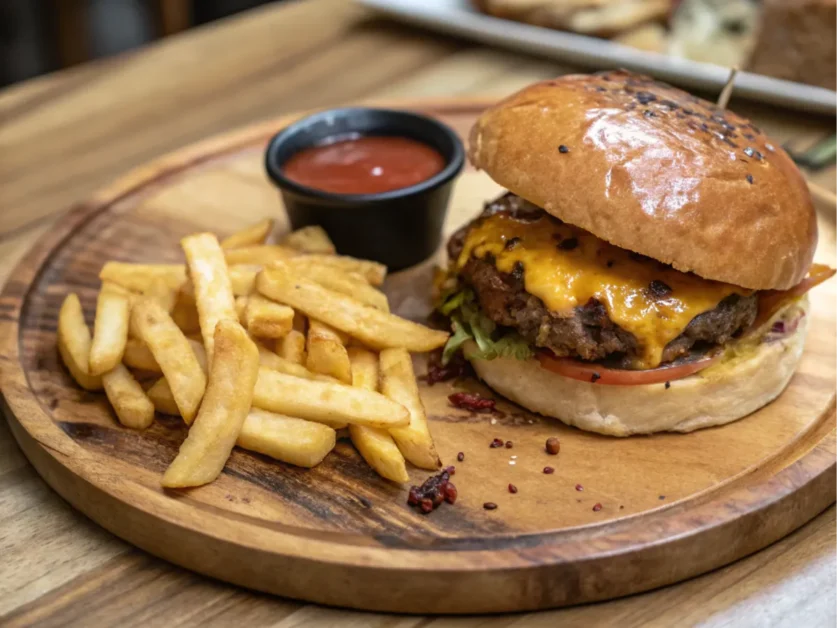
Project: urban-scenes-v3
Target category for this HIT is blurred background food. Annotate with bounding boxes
[3,0,834,90]
[472,0,836,89]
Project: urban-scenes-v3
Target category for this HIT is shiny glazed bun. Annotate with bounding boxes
[468,71,817,290]
[463,299,809,436]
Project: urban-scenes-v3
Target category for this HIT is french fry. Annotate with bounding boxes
[224,244,297,266]
[57,293,103,390]
[132,299,206,423]
[89,288,130,375]
[280,225,336,254]
[155,372,345,428]
[306,319,352,383]
[253,367,409,429]
[279,259,389,311]
[99,262,187,292]
[380,348,441,470]
[123,337,160,371]
[220,218,274,250]
[184,265,260,298]
[182,233,237,366]
[143,277,177,313]
[162,320,259,488]
[102,364,154,429]
[235,296,248,323]
[146,377,180,416]
[280,255,386,286]
[348,348,409,483]
[170,291,201,335]
[149,380,336,467]
[123,337,205,374]
[245,294,294,339]
[237,408,336,468]
[257,265,448,352]
[256,343,337,383]
[275,329,306,364]
[229,265,260,295]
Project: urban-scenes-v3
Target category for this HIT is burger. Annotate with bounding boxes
[438,70,834,436]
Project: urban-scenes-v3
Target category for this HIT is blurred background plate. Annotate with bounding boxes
[358,0,837,114]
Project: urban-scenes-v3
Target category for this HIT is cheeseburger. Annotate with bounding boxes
[439,71,833,436]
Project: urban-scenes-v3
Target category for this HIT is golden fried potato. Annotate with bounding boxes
[347,348,409,483]
[380,348,441,470]
[162,320,259,488]
[57,294,103,390]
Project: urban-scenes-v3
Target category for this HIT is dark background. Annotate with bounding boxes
[1,0,279,88]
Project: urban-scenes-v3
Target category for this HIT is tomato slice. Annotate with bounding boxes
[536,352,721,386]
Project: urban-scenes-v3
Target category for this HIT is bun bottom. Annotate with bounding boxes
[466,302,809,436]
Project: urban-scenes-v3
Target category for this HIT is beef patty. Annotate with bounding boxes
[448,194,758,365]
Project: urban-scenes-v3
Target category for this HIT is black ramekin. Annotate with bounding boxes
[264,107,465,271]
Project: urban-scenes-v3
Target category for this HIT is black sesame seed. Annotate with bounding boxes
[665,381,671,390]
[558,145,570,154]
[558,237,578,251]
[754,151,763,161]
[636,91,657,105]
[606,260,615,268]
[643,109,656,118]
[746,174,754,184]
[591,372,601,383]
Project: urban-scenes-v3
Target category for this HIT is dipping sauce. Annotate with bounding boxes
[282,135,446,195]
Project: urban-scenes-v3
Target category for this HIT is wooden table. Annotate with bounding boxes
[1,1,834,625]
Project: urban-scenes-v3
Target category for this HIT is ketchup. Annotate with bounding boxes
[282,135,446,195]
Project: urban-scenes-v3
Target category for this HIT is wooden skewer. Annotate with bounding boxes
[716,67,739,109]
[716,66,835,211]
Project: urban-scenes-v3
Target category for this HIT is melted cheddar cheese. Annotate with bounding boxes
[457,214,747,368]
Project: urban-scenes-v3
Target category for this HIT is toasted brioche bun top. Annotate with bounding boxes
[468,71,817,290]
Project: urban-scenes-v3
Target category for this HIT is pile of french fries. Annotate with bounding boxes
[57,220,450,488]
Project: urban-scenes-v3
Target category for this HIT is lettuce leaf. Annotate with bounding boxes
[438,289,533,364]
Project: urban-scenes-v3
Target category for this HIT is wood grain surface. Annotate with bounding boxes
[1,0,835,625]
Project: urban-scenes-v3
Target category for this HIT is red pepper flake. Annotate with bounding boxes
[483,502,498,510]
[543,466,555,474]
[508,483,518,494]
[406,468,457,515]
[545,437,561,455]
[449,392,496,413]
[592,503,603,512]
[490,438,504,448]
[505,440,513,449]
[456,452,465,462]
[575,484,584,491]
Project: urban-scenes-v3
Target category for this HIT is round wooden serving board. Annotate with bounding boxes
[1,100,835,615]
